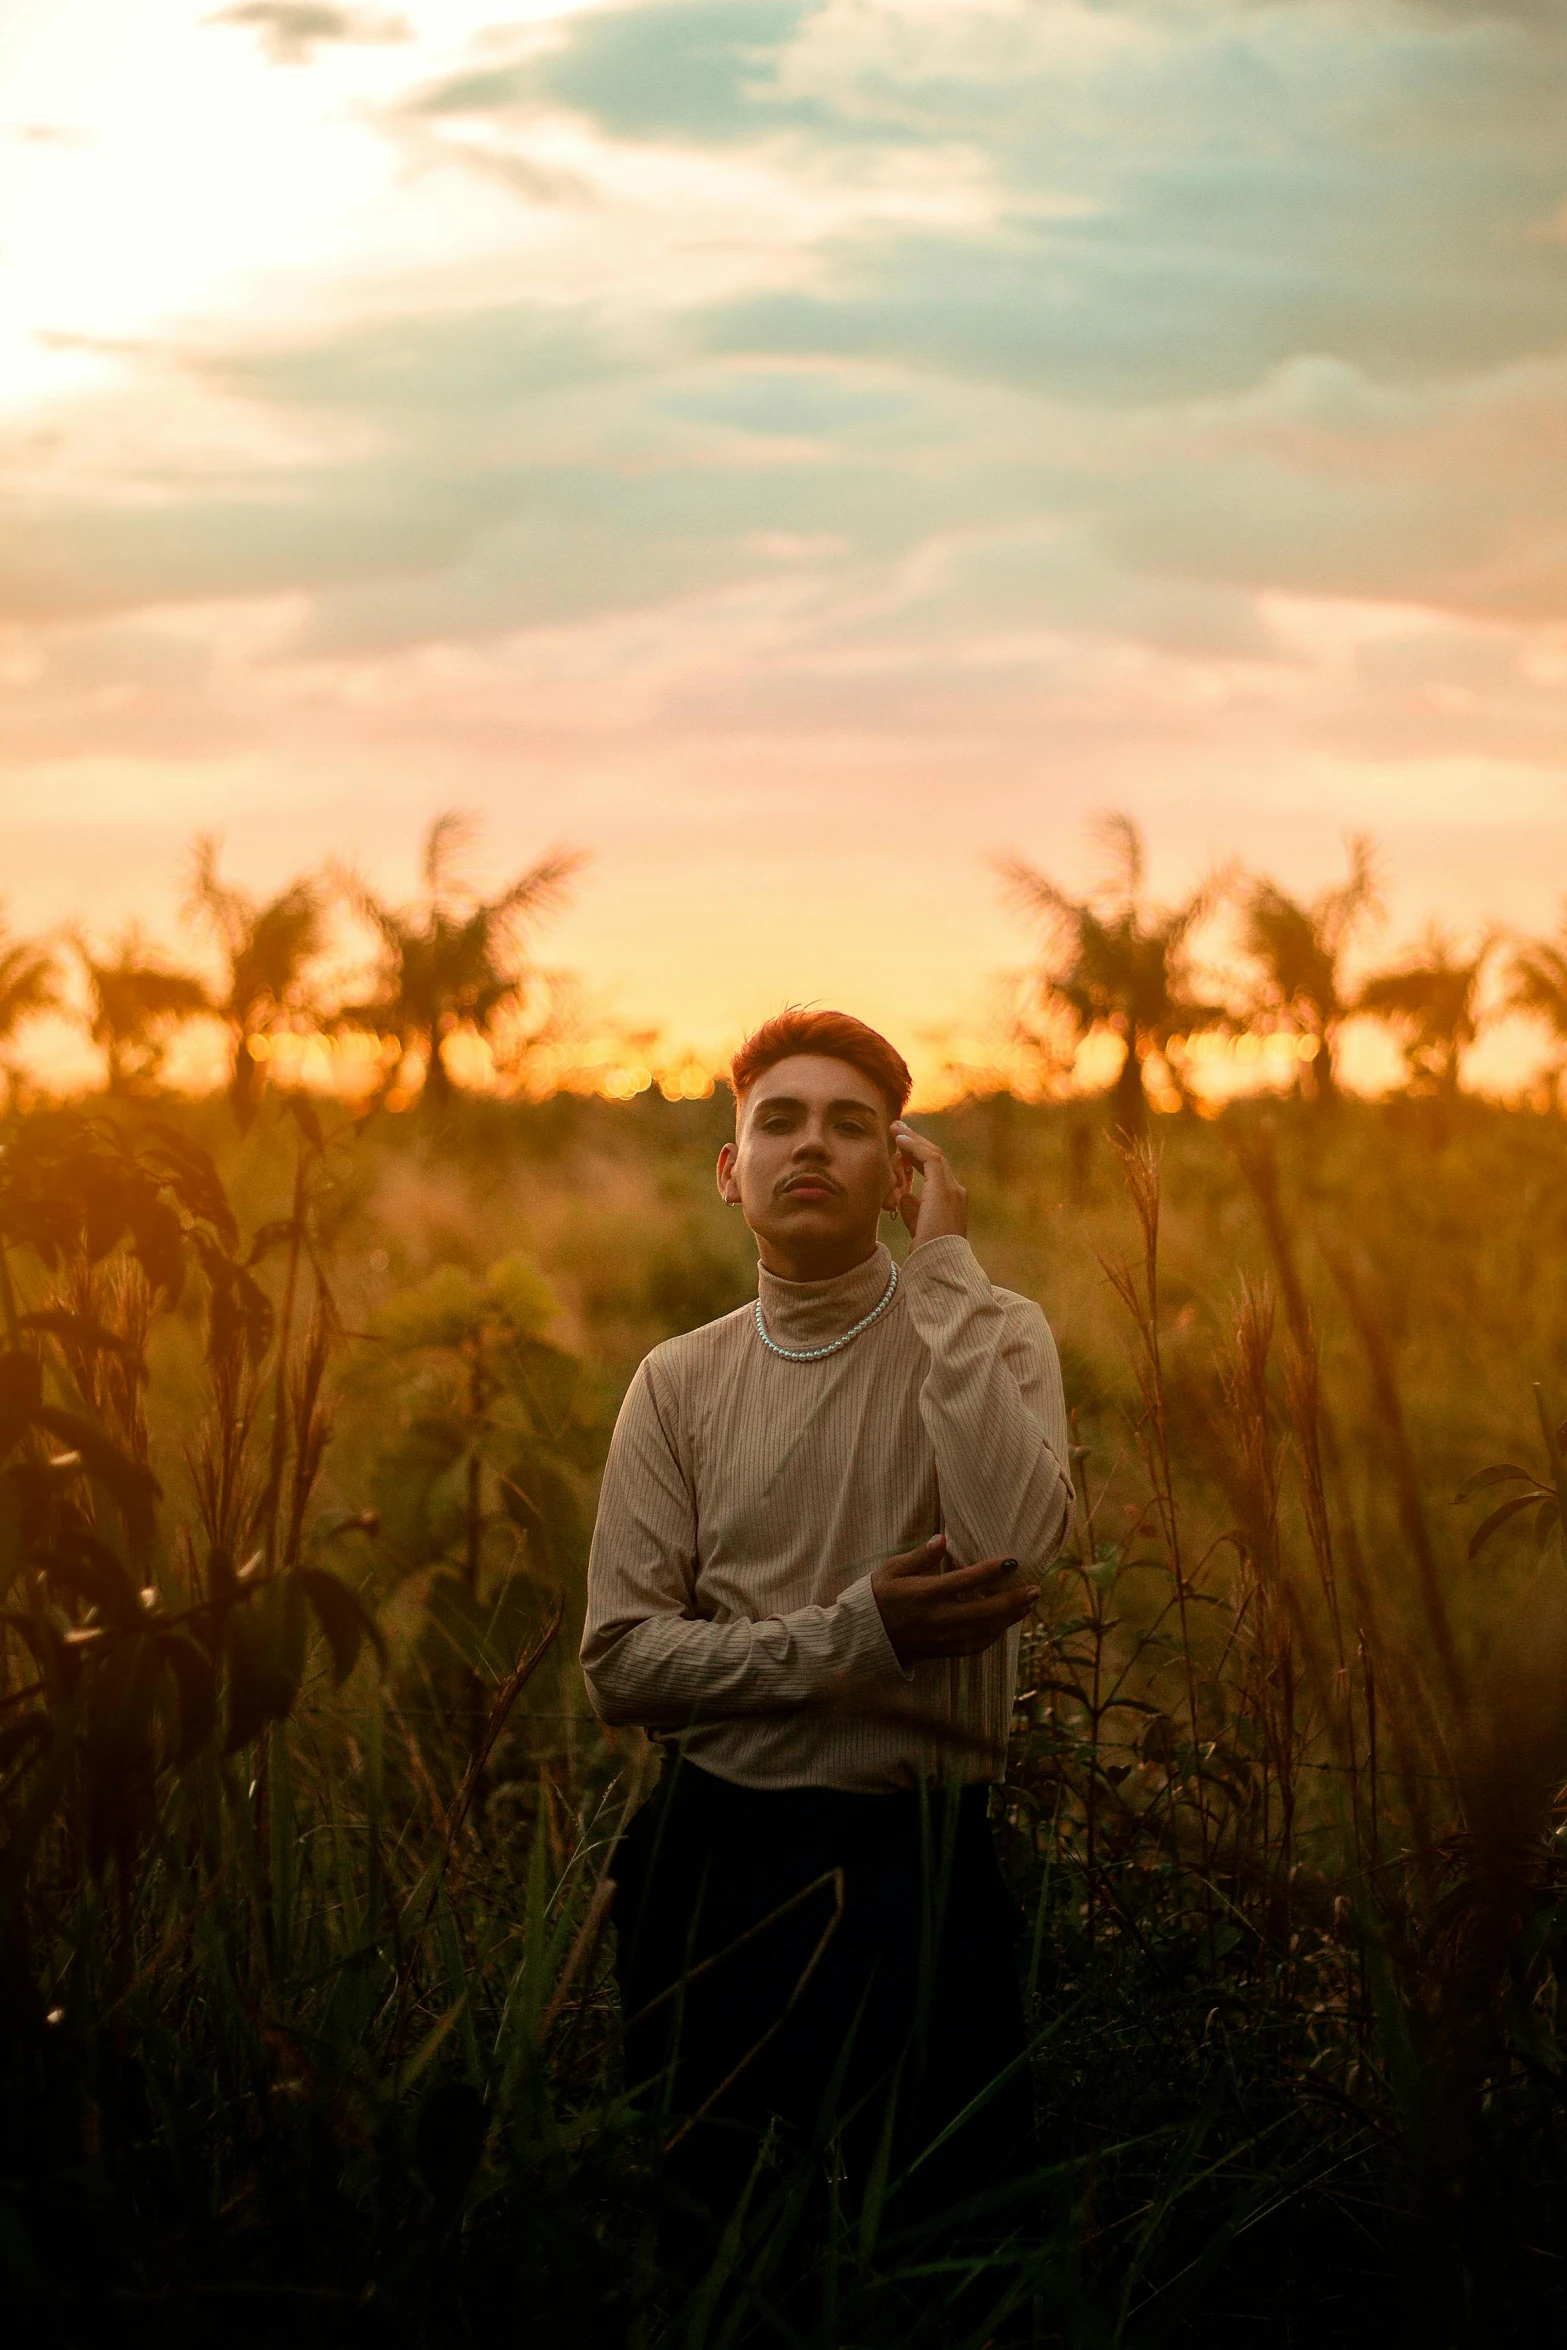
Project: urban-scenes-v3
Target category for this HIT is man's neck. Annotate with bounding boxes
[755,1233,883,1284]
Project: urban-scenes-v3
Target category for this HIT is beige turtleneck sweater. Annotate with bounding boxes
[580,1235,1073,1792]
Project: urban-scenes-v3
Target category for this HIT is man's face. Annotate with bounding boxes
[717,1054,907,1277]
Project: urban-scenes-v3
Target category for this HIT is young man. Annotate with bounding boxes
[581,1009,1072,2229]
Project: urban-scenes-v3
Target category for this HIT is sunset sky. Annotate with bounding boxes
[3,0,1566,1091]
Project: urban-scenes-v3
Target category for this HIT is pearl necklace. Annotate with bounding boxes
[753,1258,900,1362]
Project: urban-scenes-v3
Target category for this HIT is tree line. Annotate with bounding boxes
[0,808,1562,1124]
[0,813,580,1121]
[1003,814,1567,1131]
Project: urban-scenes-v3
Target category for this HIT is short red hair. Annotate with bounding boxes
[730,1008,912,1120]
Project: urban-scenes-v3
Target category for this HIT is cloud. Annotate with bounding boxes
[412,0,828,144]
[8,318,1566,655]
[1109,353,1567,621]
[694,201,1567,408]
[0,469,507,625]
[1394,0,1565,25]
[206,3,410,68]
[399,0,1567,415]
[655,369,915,438]
[6,0,1567,896]
[203,304,631,420]
[0,617,236,763]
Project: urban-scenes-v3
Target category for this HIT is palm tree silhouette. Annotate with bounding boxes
[0,922,59,1042]
[0,913,61,1107]
[1358,929,1492,1100]
[185,836,326,1125]
[78,931,210,1096]
[998,815,1222,1135]
[1506,912,1567,1103]
[344,813,582,1109]
[1237,835,1381,1107]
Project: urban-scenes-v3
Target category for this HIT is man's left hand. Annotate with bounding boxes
[892,1122,968,1249]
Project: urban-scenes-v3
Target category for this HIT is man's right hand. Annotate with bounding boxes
[870,1534,1038,1667]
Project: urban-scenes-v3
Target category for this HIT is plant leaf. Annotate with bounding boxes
[140,1120,238,1250]
[34,1537,142,1629]
[196,1240,275,1366]
[311,1507,381,1547]
[80,1633,163,1873]
[243,1218,298,1270]
[205,1546,238,1610]
[1455,1463,1539,1503]
[35,1409,161,1543]
[0,1710,73,1932]
[284,1094,324,1152]
[0,1350,43,1455]
[1534,1383,1567,1525]
[0,1474,21,1605]
[128,1194,186,1306]
[161,1634,218,1764]
[0,1713,52,1779]
[223,1577,307,1751]
[1468,1491,1540,1560]
[295,1567,384,1685]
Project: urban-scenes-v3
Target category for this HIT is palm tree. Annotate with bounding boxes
[997,814,1223,1135]
[1358,929,1493,1100]
[344,813,582,1108]
[1237,835,1381,1107]
[78,931,210,1096]
[1506,911,1567,1104]
[0,913,61,1104]
[185,835,326,1125]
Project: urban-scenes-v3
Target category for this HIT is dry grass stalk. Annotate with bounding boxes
[1101,1132,1214,1883]
[283,1301,334,1568]
[186,1319,266,1577]
[1216,1279,1301,1929]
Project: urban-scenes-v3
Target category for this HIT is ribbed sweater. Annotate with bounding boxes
[580,1235,1073,1792]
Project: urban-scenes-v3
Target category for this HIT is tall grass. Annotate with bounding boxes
[5,1087,1567,2343]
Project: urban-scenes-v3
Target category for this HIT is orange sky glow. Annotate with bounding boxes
[3,0,1566,1104]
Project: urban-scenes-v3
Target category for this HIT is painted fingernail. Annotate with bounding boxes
[1001,1558,1018,1571]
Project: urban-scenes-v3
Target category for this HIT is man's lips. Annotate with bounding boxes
[780,1175,839,1199]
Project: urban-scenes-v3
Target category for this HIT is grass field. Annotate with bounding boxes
[5,1082,1567,2346]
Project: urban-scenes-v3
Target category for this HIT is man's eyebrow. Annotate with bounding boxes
[750,1092,882,1116]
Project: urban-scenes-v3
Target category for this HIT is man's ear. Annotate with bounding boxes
[716,1141,741,1206]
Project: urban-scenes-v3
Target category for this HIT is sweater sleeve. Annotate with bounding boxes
[900,1235,1073,1575]
[579,1355,907,1732]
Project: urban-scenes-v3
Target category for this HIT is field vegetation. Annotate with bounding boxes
[4,820,1567,2344]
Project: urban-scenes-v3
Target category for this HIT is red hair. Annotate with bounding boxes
[730,1008,912,1120]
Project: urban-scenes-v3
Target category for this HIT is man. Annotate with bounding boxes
[581,1008,1072,2238]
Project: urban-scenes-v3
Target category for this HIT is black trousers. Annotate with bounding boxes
[611,1759,1036,2235]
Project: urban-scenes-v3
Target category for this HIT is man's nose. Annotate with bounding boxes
[791,1127,830,1158]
